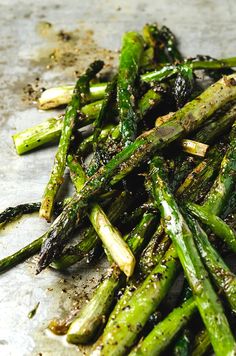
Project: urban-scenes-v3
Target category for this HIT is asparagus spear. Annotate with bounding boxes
[67,266,122,344]
[193,104,236,144]
[139,225,170,275]
[91,244,180,355]
[0,235,43,273]
[0,202,41,227]
[176,145,225,202]
[68,153,136,277]
[186,121,236,250]
[186,203,236,252]
[129,297,196,356]
[202,121,236,215]
[0,190,132,274]
[93,76,117,148]
[40,60,104,221]
[117,32,144,145]
[51,191,133,270]
[38,82,107,110]
[159,25,183,63]
[37,73,236,272]
[0,201,65,229]
[13,99,106,155]
[66,211,157,344]
[141,57,236,83]
[13,117,63,155]
[189,216,236,313]
[142,23,169,64]
[150,155,235,355]
[89,203,136,276]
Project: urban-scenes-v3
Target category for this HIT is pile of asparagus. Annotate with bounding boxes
[1,23,236,355]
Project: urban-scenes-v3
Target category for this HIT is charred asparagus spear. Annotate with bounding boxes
[189,216,236,313]
[38,73,236,272]
[68,154,136,277]
[40,60,104,221]
[91,244,180,355]
[129,297,196,356]
[0,191,132,274]
[141,57,236,83]
[13,100,105,155]
[66,211,157,344]
[93,76,117,149]
[117,32,144,145]
[186,122,236,251]
[150,156,235,356]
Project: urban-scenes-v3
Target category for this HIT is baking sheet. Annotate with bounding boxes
[0,0,236,355]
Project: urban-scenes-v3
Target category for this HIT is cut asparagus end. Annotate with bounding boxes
[38,83,107,110]
[89,204,136,277]
[38,86,74,110]
[39,196,54,222]
[12,117,62,155]
[181,139,209,157]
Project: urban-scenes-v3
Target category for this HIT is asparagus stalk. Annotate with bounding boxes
[129,297,196,356]
[141,57,236,83]
[38,82,107,110]
[0,190,132,274]
[193,104,236,144]
[186,202,236,253]
[51,191,133,270]
[0,235,43,274]
[67,266,122,344]
[150,155,235,355]
[0,200,65,229]
[37,73,236,272]
[39,61,104,221]
[13,100,106,155]
[67,154,136,277]
[0,202,41,227]
[93,76,117,148]
[13,117,63,155]
[202,121,236,215]
[66,211,157,344]
[160,25,183,62]
[176,145,224,202]
[139,225,170,275]
[189,216,236,313]
[91,245,180,355]
[89,204,136,277]
[117,32,144,145]
[142,23,169,64]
